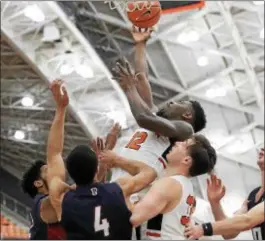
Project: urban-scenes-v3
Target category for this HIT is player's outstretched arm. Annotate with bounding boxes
[184,202,264,240]
[46,80,70,220]
[130,178,182,227]
[112,61,193,140]
[47,80,68,183]
[99,150,157,182]
[132,27,154,109]
[114,157,157,197]
[207,174,248,239]
[104,123,121,150]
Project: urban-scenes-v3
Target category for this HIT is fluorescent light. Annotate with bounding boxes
[189,30,200,42]
[14,130,25,140]
[60,64,74,75]
[24,5,45,22]
[76,65,94,78]
[206,87,227,98]
[21,96,34,107]
[177,30,200,44]
[260,28,264,39]
[197,56,209,66]
[42,23,60,42]
[107,111,127,129]
[253,1,264,5]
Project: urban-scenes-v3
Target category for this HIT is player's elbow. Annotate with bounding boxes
[222,233,239,240]
[178,123,194,141]
[130,212,144,228]
[135,113,152,129]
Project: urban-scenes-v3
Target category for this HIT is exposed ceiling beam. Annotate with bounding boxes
[1,26,97,139]
[216,122,257,150]
[218,1,264,114]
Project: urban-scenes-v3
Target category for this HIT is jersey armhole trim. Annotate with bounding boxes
[168,177,184,207]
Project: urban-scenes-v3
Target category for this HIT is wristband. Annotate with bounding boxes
[202,223,213,236]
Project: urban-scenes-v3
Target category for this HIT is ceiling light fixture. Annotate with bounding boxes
[177,30,200,44]
[60,64,74,76]
[197,56,209,66]
[23,5,45,22]
[21,96,34,107]
[14,130,25,140]
[206,87,227,98]
[42,23,60,42]
[76,64,94,78]
[253,1,264,5]
[107,110,127,129]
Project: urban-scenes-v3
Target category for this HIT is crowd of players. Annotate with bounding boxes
[20,29,264,240]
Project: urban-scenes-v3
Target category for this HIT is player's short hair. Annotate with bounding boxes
[190,100,207,133]
[21,160,46,198]
[66,145,98,185]
[188,134,216,177]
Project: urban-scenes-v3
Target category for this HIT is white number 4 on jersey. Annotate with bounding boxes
[94,206,110,237]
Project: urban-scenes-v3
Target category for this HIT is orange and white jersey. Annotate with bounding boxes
[144,175,194,240]
[110,128,171,184]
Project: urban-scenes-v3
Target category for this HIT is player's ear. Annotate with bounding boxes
[182,111,192,121]
[183,156,192,167]
[34,180,43,188]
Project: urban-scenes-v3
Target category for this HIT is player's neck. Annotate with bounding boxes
[39,188,48,196]
[164,165,189,177]
[260,171,264,191]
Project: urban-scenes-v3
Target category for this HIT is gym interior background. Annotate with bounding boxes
[1,1,264,240]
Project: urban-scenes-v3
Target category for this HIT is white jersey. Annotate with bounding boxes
[111,128,170,182]
[144,175,194,240]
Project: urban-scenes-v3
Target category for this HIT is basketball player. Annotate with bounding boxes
[21,86,120,240]
[202,148,264,240]
[109,30,206,184]
[100,134,217,239]
[112,31,207,239]
[46,80,155,239]
[184,201,264,240]
[110,58,207,184]
[21,161,67,240]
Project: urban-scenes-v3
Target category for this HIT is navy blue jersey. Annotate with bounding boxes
[61,182,132,240]
[247,187,265,240]
[30,194,66,240]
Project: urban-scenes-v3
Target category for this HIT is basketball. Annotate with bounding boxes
[127,1,161,28]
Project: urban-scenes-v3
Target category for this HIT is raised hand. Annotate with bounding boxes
[184,224,204,240]
[91,137,105,158]
[132,26,153,43]
[105,123,121,150]
[207,174,226,204]
[98,150,119,168]
[50,80,69,108]
[112,60,138,92]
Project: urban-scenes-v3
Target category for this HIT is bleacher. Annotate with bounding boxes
[1,214,29,240]
[1,191,30,240]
